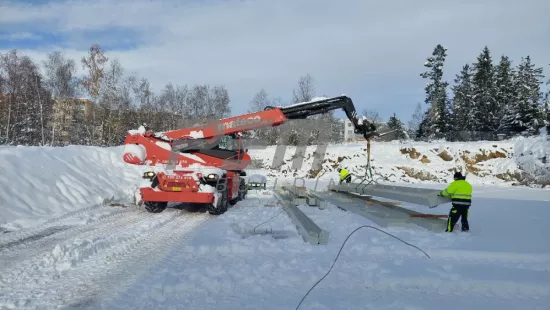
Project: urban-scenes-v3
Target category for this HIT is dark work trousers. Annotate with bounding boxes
[340,174,352,184]
[446,204,469,232]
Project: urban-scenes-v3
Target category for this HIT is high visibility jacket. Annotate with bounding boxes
[339,169,350,180]
[440,179,472,206]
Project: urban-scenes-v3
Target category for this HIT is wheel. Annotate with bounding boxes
[208,187,228,215]
[238,178,247,200]
[144,201,167,213]
[229,178,247,206]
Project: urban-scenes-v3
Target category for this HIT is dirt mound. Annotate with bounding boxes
[420,155,431,164]
[438,150,454,161]
[462,149,507,165]
[400,148,421,159]
[397,166,438,181]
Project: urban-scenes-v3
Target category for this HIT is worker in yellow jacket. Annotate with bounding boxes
[438,171,472,232]
[337,168,352,184]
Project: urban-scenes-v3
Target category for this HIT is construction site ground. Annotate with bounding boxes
[1,179,549,310]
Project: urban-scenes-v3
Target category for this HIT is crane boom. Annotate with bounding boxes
[267,95,377,139]
[147,96,377,147]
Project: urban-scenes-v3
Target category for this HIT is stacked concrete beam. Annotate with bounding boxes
[274,190,329,245]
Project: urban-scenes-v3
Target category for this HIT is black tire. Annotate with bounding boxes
[238,178,247,200]
[229,178,247,206]
[144,201,167,213]
[208,187,228,215]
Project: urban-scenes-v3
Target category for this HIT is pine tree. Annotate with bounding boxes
[451,64,474,136]
[503,56,545,135]
[494,56,517,132]
[545,95,550,135]
[416,110,431,139]
[387,113,408,140]
[546,71,550,135]
[420,44,451,136]
[471,46,497,134]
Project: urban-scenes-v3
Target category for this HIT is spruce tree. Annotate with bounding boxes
[451,64,474,136]
[545,95,550,135]
[387,113,408,140]
[546,72,550,135]
[420,44,451,136]
[502,56,545,135]
[471,46,497,134]
[494,56,517,132]
[416,110,431,139]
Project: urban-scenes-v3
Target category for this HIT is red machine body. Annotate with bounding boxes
[122,96,378,214]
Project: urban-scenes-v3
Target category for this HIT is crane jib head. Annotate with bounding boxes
[355,119,378,139]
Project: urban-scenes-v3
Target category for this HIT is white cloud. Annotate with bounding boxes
[1,0,549,119]
[0,32,41,40]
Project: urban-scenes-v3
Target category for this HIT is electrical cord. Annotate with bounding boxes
[295,225,431,310]
[252,208,285,234]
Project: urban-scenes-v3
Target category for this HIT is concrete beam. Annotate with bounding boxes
[328,179,451,207]
[274,190,329,245]
[310,190,447,232]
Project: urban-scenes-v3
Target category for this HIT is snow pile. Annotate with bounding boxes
[0,146,147,231]
[188,130,204,139]
[246,136,550,188]
[127,125,147,135]
[513,135,550,185]
[278,96,330,108]
[247,174,267,183]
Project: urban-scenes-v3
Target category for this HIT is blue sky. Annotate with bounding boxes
[1,0,549,124]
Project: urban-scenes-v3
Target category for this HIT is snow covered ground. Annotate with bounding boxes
[245,133,550,188]
[0,136,549,309]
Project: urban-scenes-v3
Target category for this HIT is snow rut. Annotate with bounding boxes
[0,201,119,247]
[0,206,139,270]
[0,207,210,309]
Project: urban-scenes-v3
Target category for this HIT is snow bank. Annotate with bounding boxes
[246,136,550,188]
[0,146,147,231]
[1,135,547,231]
[513,135,550,185]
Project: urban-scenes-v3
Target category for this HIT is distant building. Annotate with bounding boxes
[343,119,356,142]
[52,97,96,145]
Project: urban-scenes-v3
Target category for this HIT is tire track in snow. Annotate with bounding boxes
[70,210,213,309]
[0,206,148,275]
[0,200,133,247]
[0,208,210,309]
[0,206,134,253]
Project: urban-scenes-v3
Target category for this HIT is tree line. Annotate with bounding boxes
[1,43,548,147]
[411,44,550,141]
[0,44,232,146]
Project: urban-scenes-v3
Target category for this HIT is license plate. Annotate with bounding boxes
[172,186,182,191]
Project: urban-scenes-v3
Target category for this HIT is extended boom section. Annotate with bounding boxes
[267,96,378,140]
